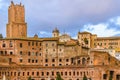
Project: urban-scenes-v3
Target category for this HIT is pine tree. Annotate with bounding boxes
[83,74,87,80]
[56,73,63,80]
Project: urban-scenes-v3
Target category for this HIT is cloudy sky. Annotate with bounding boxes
[1,0,120,38]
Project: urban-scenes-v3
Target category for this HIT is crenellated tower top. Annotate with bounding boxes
[6,1,27,38]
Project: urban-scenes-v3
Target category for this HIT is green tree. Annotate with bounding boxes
[109,76,112,80]
[28,76,32,80]
[83,74,87,80]
[56,73,63,80]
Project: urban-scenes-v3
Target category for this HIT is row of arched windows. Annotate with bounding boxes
[1,41,13,48]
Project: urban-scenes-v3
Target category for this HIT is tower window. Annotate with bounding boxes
[20,43,22,48]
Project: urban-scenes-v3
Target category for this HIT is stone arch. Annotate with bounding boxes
[87,57,90,64]
[82,58,86,65]
[77,60,81,64]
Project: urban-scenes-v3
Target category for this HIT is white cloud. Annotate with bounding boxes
[83,23,120,37]
[39,31,48,35]
[23,0,120,25]
[110,16,120,26]
[38,31,51,37]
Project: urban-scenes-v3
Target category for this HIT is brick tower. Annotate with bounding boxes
[6,1,27,38]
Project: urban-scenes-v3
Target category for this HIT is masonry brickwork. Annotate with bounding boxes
[0,1,120,80]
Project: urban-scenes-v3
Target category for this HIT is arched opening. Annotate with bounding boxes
[82,58,86,65]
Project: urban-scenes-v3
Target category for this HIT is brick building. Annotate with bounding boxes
[0,1,120,80]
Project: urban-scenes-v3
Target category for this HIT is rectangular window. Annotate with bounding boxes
[37,72,39,76]
[10,52,13,55]
[36,52,38,56]
[20,51,22,55]
[28,59,30,63]
[59,59,62,62]
[32,42,34,46]
[65,72,67,76]
[27,72,29,76]
[103,74,107,79]
[52,72,54,76]
[9,58,12,63]
[39,48,42,51]
[36,60,38,63]
[10,41,13,47]
[5,51,7,55]
[28,42,30,46]
[52,64,55,66]
[11,72,13,76]
[18,72,20,76]
[69,72,71,76]
[20,43,22,48]
[52,59,55,62]
[32,60,34,63]
[45,59,48,63]
[14,72,16,76]
[66,59,69,62]
[20,59,23,63]
[40,43,41,46]
[73,71,75,76]
[32,72,34,75]
[77,72,79,76]
[47,72,49,76]
[23,72,25,76]
[42,72,44,76]
[28,52,31,56]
